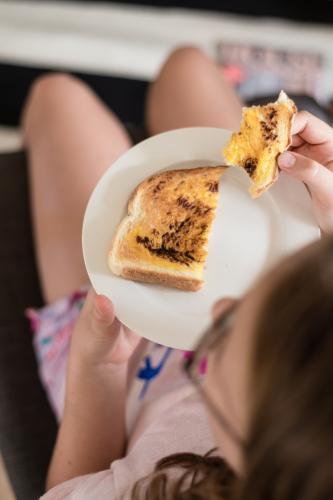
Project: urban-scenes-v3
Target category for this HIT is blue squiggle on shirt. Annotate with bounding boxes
[137,347,172,399]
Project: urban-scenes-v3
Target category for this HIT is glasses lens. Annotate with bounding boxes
[186,304,237,382]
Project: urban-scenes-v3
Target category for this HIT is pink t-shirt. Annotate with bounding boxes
[40,342,216,499]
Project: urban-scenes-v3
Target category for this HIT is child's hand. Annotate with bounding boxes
[48,289,138,488]
[70,288,140,369]
[278,111,333,233]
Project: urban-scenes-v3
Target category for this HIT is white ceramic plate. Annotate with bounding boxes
[82,127,320,350]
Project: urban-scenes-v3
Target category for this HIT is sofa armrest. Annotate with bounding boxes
[0,151,57,500]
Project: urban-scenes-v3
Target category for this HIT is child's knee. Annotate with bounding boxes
[22,73,89,128]
[162,46,210,74]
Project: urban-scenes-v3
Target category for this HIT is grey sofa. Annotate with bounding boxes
[0,151,57,500]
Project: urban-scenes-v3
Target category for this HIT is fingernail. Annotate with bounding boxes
[93,296,107,320]
[278,151,296,168]
[93,295,113,324]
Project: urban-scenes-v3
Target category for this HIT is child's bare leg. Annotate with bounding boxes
[146,47,242,134]
[22,74,132,304]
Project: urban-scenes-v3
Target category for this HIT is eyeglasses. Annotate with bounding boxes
[183,303,243,446]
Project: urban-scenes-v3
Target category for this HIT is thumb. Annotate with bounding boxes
[278,151,333,208]
[83,289,120,338]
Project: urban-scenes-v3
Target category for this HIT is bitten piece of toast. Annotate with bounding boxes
[223,91,297,198]
[108,166,226,291]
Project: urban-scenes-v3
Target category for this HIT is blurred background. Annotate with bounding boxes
[0,0,333,153]
[0,1,332,499]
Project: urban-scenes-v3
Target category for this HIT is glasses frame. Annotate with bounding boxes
[184,303,243,446]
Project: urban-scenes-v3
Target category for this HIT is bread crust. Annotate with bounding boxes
[128,166,224,210]
[118,265,202,291]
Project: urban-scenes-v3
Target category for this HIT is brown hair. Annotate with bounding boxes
[132,236,333,500]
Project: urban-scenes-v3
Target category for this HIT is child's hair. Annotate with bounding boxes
[131,449,234,499]
[132,235,333,500]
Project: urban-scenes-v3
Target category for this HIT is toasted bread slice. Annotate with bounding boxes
[223,91,297,198]
[108,166,226,291]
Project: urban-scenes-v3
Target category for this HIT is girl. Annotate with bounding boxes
[23,47,333,499]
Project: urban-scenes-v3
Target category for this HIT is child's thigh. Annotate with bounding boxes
[146,47,242,134]
[23,74,132,303]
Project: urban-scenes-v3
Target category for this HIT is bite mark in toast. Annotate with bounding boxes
[223,91,297,197]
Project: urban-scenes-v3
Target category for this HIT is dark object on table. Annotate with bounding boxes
[329,97,333,123]
[77,0,333,24]
[0,62,148,128]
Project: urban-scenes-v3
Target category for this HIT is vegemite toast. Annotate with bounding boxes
[108,166,226,291]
